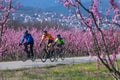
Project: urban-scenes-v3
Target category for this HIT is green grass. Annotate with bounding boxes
[0,62,116,80]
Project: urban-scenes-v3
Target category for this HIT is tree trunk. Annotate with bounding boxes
[0,26,2,47]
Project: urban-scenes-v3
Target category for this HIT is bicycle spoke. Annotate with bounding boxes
[40,49,47,62]
[60,49,65,60]
[49,50,55,62]
[19,51,28,62]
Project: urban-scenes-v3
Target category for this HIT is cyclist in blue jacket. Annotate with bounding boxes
[19,30,34,58]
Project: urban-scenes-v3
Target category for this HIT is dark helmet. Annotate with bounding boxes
[57,34,61,38]
[24,29,28,34]
[43,30,47,34]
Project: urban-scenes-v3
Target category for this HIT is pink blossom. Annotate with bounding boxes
[109,0,118,9]
[68,0,75,5]
[5,0,10,2]
[64,1,70,8]
[90,0,100,19]
[110,53,116,61]
[86,18,93,26]
[76,8,79,13]
[10,8,15,12]
[105,8,111,16]
[75,2,79,8]
[109,0,119,22]
[0,4,4,9]
[119,0,120,3]
[67,16,71,20]
[15,3,21,9]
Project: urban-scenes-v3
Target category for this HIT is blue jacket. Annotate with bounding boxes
[20,33,34,43]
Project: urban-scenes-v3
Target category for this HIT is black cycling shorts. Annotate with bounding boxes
[56,43,64,47]
[48,39,54,44]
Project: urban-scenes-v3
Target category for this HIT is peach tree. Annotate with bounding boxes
[57,0,120,79]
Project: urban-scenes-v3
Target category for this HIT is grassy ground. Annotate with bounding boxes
[0,62,115,80]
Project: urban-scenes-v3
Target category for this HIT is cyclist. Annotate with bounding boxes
[19,30,34,58]
[40,30,55,50]
[53,34,65,52]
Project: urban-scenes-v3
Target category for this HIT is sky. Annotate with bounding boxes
[19,0,58,9]
[18,0,109,15]
[18,0,92,9]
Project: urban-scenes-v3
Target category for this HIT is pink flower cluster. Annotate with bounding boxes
[109,0,120,22]
[90,0,100,19]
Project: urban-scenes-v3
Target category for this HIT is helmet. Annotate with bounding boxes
[24,30,28,34]
[43,30,47,34]
[57,34,61,38]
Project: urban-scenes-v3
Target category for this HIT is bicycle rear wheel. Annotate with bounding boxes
[40,49,47,62]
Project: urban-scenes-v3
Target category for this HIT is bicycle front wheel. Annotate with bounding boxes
[54,49,59,61]
[49,49,56,62]
[60,49,65,60]
[19,50,28,62]
[40,49,47,62]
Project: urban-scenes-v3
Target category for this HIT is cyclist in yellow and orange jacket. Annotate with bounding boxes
[40,30,55,47]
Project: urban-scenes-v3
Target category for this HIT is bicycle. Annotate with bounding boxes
[19,44,35,62]
[40,43,56,62]
[54,45,65,61]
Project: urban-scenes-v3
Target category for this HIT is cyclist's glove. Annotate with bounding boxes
[19,43,22,46]
[40,43,42,47]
